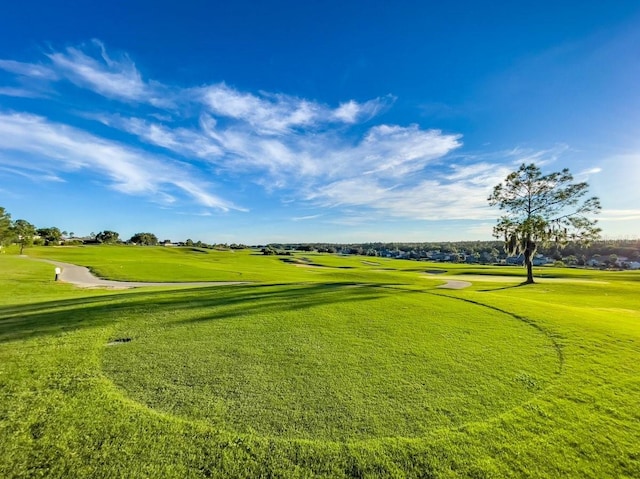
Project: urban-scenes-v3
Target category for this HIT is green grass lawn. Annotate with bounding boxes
[1,246,639,477]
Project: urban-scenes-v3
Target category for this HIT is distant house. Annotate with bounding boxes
[430,252,451,262]
[506,254,550,266]
[532,255,551,266]
[614,256,632,268]
[506,255,524,265]
[465,255,479,264]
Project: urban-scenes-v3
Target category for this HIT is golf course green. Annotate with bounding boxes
[1,246,638,478]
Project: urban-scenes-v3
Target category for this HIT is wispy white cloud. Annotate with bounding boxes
[201,84,313,133]
[577,167,603,180]
[332,100,362,123]
[307,176,498,221]
[0,59,58,80]
[100,111,462,194]
[45,39,173,107]
[292,214,324,221]
[506,144,570,166]
[302,152,521,222]
[176,211,213,217]
[94,114,224,159]
[0,41,561,225]
[332,97,393,123]
[0,58,57,98]
[445,162,498,181]
[354,125,461,177]
[199,83,393,134]
[0,163,65,182]
[298,152,516,222]
[0,112,239,211]
[599,209,640,222]
[0,86,46,98]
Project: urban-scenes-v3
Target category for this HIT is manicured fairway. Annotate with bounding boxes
[103,285,558,441]
[1,247,639,478]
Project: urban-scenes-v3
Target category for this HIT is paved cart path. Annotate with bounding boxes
[28,257,487,290]
[436,279,472,289]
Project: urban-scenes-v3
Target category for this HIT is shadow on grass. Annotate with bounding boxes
[0,292,141,343]
[0,282,394,343]
[478,282,531,292]
[171,282,391,327]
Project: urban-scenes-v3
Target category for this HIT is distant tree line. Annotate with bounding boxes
[1,204,637,266]
[0,205,251,253]
[0,207,76,254]
[262,240,640,267]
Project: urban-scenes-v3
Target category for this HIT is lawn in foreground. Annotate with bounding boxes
[1,249,639,478]
[102,284,558,441]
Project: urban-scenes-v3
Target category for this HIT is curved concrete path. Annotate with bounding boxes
[30,257,475,290]
[423,271,472,290]
[33,258,248,289]
[436,279,472,290]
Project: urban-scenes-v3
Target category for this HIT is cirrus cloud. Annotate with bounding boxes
[0,41,546,224]
[0,112,239,211]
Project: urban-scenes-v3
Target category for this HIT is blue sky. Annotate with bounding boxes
[1,1,639,244]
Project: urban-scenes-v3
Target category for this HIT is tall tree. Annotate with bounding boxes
[488,163,601,284]
[13,219,36,254]
[0,207,11,246]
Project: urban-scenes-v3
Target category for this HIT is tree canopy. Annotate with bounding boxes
[96,230,120,244]
[13,219,36,254]
[488,163,601,283]
[129,232,158,246]
[0,207,11,246]
[36,227,63,246]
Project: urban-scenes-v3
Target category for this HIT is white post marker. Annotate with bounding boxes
[55,267,61,281]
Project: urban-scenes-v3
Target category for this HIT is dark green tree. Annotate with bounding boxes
[129,232,158,246]
[13,219,36,254]
[96,230,120,244]
[0,207,12,247]
[488,163,601,284]
[37,227,63,245]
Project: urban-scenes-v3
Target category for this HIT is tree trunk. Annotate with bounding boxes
[525,257,534,284]
[524,239,535,284]
[19,242,24,255]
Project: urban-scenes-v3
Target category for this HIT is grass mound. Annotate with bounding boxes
[102,284,559,440]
